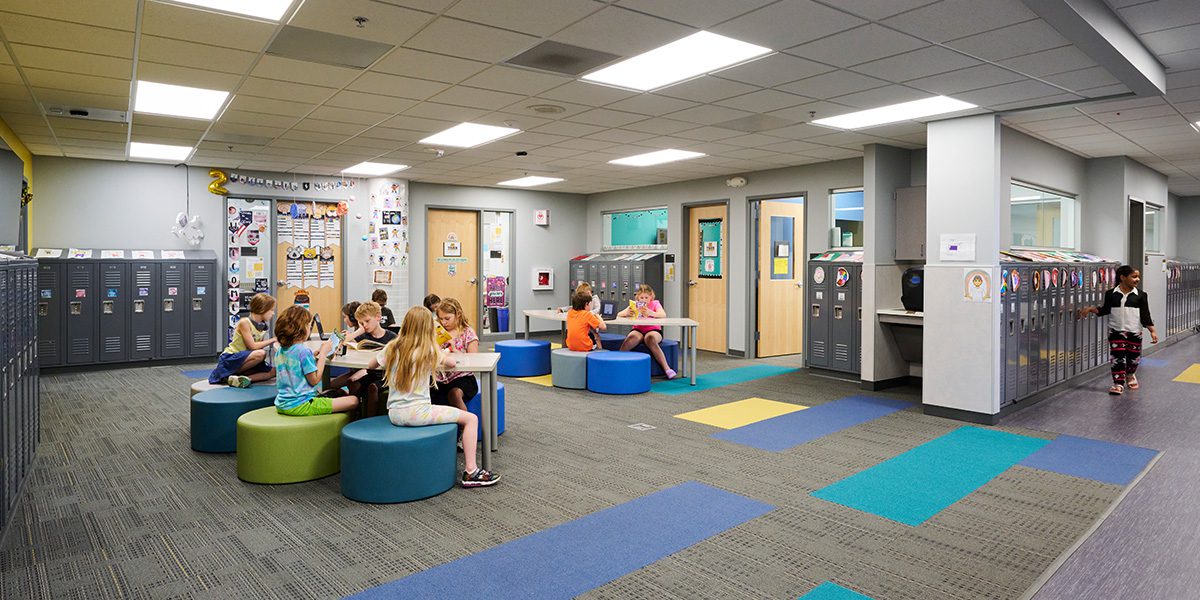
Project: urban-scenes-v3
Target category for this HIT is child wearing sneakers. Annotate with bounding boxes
[1079,265,1158,395]
[566,291,605,351]
[211,293,277,388]
[617,284,676,379]
[368,306,500,488]
[432,298,479,412]
[273,305,358,416]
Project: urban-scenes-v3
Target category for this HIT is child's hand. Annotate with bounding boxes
[319,339,332,354]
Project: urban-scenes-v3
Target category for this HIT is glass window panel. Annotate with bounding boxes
[603,207,668,249]
[830,188,863,248]
[1144,205,1162,253]
[1010,182,1076,249]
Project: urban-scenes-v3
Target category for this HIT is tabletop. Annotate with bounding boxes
[523,308,699,327]
[325,346,500,372]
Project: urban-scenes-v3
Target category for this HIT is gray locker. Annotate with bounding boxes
[1016,265,1032,399]
[1002,266,1019,407]
[158,261,187,359]
[587,262,601,297]
[130,262,157,361]
[187,260,217,357]
[35,263,62,367]
[829,265,858,372]
[619,261,632,303]
[607,263,620,300]
[806,262,830,369]
[852,266,862,373]
[98,262,129,363]
[65,262,97,365]
[571,261,586,291]
[1,252,39,538]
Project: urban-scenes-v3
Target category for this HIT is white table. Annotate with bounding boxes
[521,309,700,385]
[312,343,504,470]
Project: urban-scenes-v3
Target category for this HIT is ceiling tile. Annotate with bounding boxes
[378,113,457,132]
[347,72,451,100]
[32,88,127,111]
[0,14,134,57]
[1159,48,1200,71]
[46,116,125,133]
[1000,45,1097,78]
[829,0,940,20]
[239,78,336,104]
[957,79,1075,108]
[428,85,525,110]
[447,0,601,36]
[588,128,658,144]
[541,81,637,107]
[711,1,864,51]
[138,36,258,74]
[324,90,419,113]
[21,68,130,97]
[251,55,362,88]
[945,19,1068,62]
[621,117,695,135]
[220,110,301,129]
[9,45,131,80]
[565,108,647,127]
[852,47,981,82]
[830,85,933,109]
[552,6,694,57]
[229,95,318,117]
[530,121,607,137]
[459,66,573,97]
[1141,23,1200,56]
[673,126,743,141]
[356,126,427,143]
[307,105,392,126]
[712,53,834,89]
[400,101,488,122]
[1115,0,1200,34]
[882,0,1038,43]
[1044,66,1121,93]
[371,48,489,83]
[278,129,352,144]
[655,76,758,103]
[906,64,1027,95]
[667,104,753,126]
[136,62,242,92]
[778,70,889,100]
[615,0,774,28]
[1,0,136,31]
[788,24,927,68]
[404,17,540,62]
[289,0,435,44]
[604,93,698,116]
[715,89,810,113]
[131,113,209,131]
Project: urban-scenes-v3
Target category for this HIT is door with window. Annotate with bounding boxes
[688,204,727,352]
[427,209,479,324]
[757,199,805,357]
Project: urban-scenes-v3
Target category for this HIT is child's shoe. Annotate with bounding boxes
[227,375,252,388]
[462,468,501,488]
[664,368,677,380]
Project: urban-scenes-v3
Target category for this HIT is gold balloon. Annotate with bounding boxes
[208,168,229,195]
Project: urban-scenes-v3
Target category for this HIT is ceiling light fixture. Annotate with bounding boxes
[813,96,977,130]
[1192,121,1200,133]
[129,142,193,161]
[134,81,229,120]
[168,0,295,21]
[342,161,409,176]
[498,175,564,187]
[420,122,521,148]
[582,31,771,92]
[609,149,706,167]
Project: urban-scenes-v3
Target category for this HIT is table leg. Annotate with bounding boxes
[691,325,697,386]
[524,315,530,340]
[489,371,499,449]
[678,326,687,380]
[481,372,493,470]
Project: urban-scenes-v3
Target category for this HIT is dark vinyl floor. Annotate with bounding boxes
[1010,333,1200,600]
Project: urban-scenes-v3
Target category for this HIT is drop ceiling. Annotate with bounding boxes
[0,0,1196,195]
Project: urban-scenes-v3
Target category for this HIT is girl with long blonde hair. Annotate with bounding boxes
[367,306,500,488]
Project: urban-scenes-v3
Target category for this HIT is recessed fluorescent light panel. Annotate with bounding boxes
[342,162,409,176]
[582,31,771,91]
[419,123,520,148]
[498,176,564,187]
[1192,121,1200,133]
[134,81,229,120]
[609,149,705,167]
[168,0,294,21]
[813,96,976,130]
[129,142,193,161]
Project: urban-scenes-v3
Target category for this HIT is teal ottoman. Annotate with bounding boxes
[190,386,278,453]
[340,416,458,503]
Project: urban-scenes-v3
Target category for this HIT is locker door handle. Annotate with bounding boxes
[811,304,820,317]
[834,306,843,319]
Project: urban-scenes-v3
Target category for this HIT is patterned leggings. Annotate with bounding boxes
[1108,331,1142,386]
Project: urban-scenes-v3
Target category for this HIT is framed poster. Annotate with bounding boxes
[443,240,461,257]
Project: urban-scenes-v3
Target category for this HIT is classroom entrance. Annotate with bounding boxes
[754,197,805,358]
[687,203,727,353]
[427,209,479,327]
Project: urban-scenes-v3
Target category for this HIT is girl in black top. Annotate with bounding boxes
[1079,265,1158,395]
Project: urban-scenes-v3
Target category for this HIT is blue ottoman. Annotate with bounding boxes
[467,382,506,440]
[587,352,651,395]
[340,416,458,503]
[190,385,278,453]
[496,340,551,377]
[599,336,678,376]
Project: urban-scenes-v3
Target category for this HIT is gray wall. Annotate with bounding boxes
[408,182,588,333]
[584,158,863,353]
[1083,156,1128,260]
[0,149,25,246]
[1177,196,1200,260]
[861,144,913,382]
[1000,126,1087,250]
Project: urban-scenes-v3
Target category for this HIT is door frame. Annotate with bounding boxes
[423,204,517,341]
[681,198,731,355]
[745,191,808,360]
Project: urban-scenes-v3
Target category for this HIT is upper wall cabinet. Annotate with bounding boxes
[895,186,926,261]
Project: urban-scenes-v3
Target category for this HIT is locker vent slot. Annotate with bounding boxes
[810,340,826,359]
[164,333,183,350]
[104,337,122,353]
[193,331,211,348]
[834,344,850,362]
[69,271,90,287]
[135,272,152,286]
[164,270,184,286]
[103,272,121,286]
[135,336,153,353]
[192,271,212,286]
[38,339,57,355]
[71,338,89,354]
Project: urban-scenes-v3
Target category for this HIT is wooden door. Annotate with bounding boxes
[275,203,343,331]
[757,200,805,357]
[688,204,727,352]
[427,209,479,323]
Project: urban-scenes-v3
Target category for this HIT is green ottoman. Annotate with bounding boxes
[236,407,350,484]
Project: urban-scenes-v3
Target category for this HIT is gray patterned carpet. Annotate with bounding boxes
[1,347,1147,600]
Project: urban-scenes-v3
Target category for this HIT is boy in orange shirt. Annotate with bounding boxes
[566,291,605,351]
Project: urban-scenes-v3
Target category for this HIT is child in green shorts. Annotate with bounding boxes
[273,305,359,416]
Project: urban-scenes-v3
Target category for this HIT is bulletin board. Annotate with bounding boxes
[275,201,343,330]
[225,197,273,343]
[698,218,723,278]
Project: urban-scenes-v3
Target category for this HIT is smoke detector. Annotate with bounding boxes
[726,176,748,188]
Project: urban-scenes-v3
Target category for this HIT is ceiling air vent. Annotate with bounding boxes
[267,26,394,69]
[43,105,127,123]
[504,41,620,77]
[712,114,796,133]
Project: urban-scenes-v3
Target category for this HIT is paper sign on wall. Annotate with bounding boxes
[68,248,92,259]
[36,248,63,258]
[162,250,186,259]
[132,250,154,259]
[939,234,976,262]
[101,250,125,259]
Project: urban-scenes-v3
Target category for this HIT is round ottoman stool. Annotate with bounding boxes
[496,340,551,377]
[552,348,590,389]
[190,378,275,397]
[467,383,506,440]
[236,407,350,484]
[190,385,278,453]
[340,417,457,503]
[599,332,626,351]
[587,352,651,395]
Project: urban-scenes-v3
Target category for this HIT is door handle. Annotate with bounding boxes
[688,280,698,287]
[276,279,286,287]
[468,277,478,285]
[795,282,803,288]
